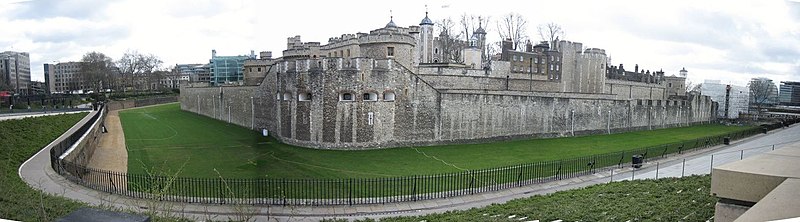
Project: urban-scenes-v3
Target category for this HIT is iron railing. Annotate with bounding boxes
[49,112,799,205]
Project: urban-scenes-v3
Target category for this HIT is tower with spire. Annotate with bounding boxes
[473,18,487,66]
[418,7,434,63]
[385,10,397,28]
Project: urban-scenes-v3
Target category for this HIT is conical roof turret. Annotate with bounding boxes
[386,16,397,28]
[474,19,486,34]
[420,12,434,25]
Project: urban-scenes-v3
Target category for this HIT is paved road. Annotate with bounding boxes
[611,124,800,182]
[17,123,800,222]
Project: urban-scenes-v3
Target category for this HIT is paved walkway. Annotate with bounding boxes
[0,109,90,121]
[17,123,800,222]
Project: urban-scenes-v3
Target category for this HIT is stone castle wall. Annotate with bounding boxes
[180,57,717,150]
[604,79,667,100]
[180,86,258,129]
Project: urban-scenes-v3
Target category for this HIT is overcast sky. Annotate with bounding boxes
[1,0,798,86]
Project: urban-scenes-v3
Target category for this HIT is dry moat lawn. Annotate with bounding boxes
[121,103,749,179]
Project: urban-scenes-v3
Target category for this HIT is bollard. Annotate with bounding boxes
[681,159,686,177]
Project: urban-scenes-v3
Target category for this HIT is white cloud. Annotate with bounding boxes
[0,0,796,86]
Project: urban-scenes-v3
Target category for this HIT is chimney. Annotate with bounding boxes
[525,40,533,52]
[634,64,639,73]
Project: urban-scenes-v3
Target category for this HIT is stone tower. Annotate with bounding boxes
[418,11,434,63]
[473,19,487,67]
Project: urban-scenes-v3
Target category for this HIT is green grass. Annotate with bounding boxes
[0,113,88,221]
[122,103,750,180]
[336,175,717,222]
[0,112,189,222]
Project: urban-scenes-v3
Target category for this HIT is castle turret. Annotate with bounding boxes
[418,11,434,63]
[385,16,397,28]
[679,67,688,78]
[473,19,487,66]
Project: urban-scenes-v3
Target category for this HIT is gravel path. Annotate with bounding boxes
[87,109,128,174]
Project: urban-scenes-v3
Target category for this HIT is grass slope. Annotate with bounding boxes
[341,175,717,222]
[0,113,87,221]
[122,103,748,179]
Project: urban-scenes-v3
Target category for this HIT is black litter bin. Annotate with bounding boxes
[762,127,768,134]
[724,137,730,145]
[632,155,643,168]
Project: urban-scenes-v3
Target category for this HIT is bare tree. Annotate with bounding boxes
[496,13,528,51]
[537,22,565,48]
[459,14,490,43]
[116,50,163,93]
[437,18,464,63]
[748,79,776,119]
[685,81,701,94]
[79,52,114,93]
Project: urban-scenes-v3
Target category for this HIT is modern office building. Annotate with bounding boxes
[209,50,256,86]
[29,81,46,95]
[0,51,31,95]
[779,81,800,106]
[44,62,91,94]
[175,63,212,83]
[703,80,749,119]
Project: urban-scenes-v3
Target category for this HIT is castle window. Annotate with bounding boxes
[668,83,673,87]
[257,67,261,72]
[347,49,351,57]
[383,91,396,101]
[363,92,378,101]
[555,65,560,71]
[282,92,291,101]
[298,93,312,101]
[637,100,643,106]
[434,48,438,54]
[387,47,395,57]
[334,51,338,57]
[340,93,354,101]
[549,64,554,71]
[368,112,374,125]
[535,57,539,63]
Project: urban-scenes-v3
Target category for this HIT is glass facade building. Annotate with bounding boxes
[209,50,254,86]
[779,81,800,106]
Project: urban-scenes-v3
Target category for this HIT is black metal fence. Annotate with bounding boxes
[50,114,799,206]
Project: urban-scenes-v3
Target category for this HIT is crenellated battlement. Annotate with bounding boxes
[358,33,416,45]
[279,57,398,73]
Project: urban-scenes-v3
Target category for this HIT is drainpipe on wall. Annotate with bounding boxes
[251,96,255,130]
[571,110,575,136]
[607,110,611,134]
